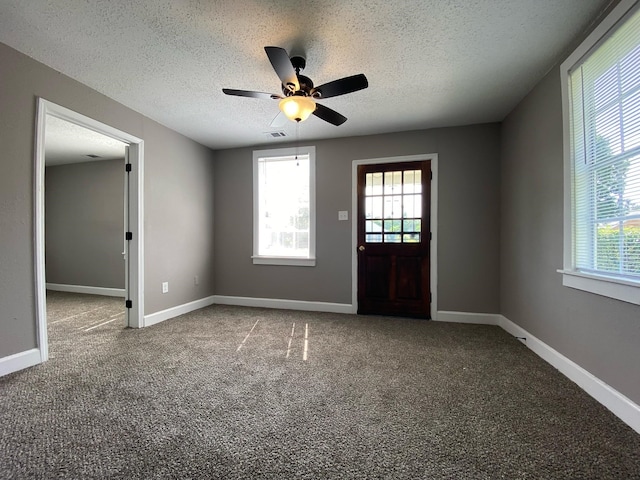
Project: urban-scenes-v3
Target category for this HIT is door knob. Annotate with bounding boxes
[358,245,365,252]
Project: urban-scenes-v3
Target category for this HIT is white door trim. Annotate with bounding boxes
[351,154,438,318]
[34,99,145,363]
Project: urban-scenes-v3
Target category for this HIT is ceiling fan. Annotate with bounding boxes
[222,46,368,126]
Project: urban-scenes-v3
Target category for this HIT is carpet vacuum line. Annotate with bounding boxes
[303,323,309,361]
[236,319,260,352]
[49,304,112,325]
[83,312,125,332]
[286,322,295,358]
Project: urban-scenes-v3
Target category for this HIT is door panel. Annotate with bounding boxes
[357,160,431,318]
[396,256,421,299]
[364,255,391,298]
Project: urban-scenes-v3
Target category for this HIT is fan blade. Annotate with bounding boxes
[313,74,368,99]
[313,103,347,126]
[264,46,299,92]
[222,88,282,100]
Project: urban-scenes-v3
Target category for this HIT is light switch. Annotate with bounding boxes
[338,210,349,221]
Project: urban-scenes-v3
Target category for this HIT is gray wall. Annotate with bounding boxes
[0,42,215,358]
[214,125,501,313]
[501,65,640,404]
[144,124,216,313]
[45,159,125,289]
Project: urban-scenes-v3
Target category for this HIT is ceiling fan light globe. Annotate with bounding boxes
[279,96,316,122]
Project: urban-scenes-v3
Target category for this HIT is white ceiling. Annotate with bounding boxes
[45,116,126,166]
[0,0,611,150]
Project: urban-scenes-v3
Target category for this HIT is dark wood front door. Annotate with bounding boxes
[357,161,431,318]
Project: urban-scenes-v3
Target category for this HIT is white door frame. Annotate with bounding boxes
[351,154,438,319]
[34,98,145,362]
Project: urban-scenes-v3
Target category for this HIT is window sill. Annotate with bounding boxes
[252,256,316,267]
[558,269,640,306]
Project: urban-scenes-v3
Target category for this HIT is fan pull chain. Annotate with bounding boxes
[295,120,300,166]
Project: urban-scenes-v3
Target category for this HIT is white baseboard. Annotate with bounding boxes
[435,310,500,325]
[213,295,353,314]
[46,283,125,298]
[0,348,42,377]
[435,310,640,434]
[144,295,217,327]
[497,315,640,435]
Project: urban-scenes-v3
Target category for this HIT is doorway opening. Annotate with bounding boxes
[34,99,145,363]
[351,154,438,319]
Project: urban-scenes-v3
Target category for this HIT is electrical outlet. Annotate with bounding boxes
[338,210,349,221]
[162,282,169,294]
[194,275,199,286]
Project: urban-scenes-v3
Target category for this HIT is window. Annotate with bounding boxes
[363,169,423,244]
[561,0,640,305]
[252,146,315,266]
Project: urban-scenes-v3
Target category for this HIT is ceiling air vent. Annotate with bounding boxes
[264,131,287,138]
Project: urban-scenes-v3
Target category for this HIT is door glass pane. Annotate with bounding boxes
[414,196,422,218]
[373,197,383,218]
[366,172,383,195]
[404,195,415,217]
[363,166,425,244]
[403,219,414,231]
[384,219,401,232]
[403,220,421,234]
[384,171,402,194]
[384,196,402,218]
[403,170,422,193]
[366,196,383,219]
[366,234,382,243]
[384,234,401,243]
[403,171,415,193]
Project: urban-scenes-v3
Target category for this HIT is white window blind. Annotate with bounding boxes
[570,5,640,280]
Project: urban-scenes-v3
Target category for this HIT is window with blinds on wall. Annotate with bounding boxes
[569,4,640,280]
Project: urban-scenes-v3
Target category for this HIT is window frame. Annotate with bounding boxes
[560,0,640,305]
[252,146,316,267]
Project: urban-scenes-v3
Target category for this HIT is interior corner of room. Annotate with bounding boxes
[0,0,639,476]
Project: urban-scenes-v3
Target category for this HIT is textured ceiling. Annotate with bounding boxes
[0,0,611,150]
[45,116,126,166]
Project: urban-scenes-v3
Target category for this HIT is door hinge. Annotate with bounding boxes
[125,300,132,309]
[429,232,432,241]
[429,292,432,303]
[430,171,432,180]
[125,163,132,172]
[125,231,133,241]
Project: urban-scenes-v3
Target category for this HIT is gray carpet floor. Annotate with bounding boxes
[1,291,639,479]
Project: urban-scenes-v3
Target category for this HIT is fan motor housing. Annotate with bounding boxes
[282,74,315,97]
